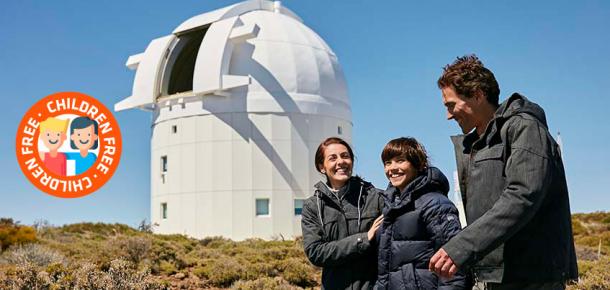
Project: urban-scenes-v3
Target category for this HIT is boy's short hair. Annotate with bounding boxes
[381,137,428,171]
[40,117,69,133]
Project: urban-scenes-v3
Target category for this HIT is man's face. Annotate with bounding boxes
[71,125,98,150]
[442,86,479,134]
[41,129,66,151]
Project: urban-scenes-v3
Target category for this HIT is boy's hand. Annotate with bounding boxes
[367,215,383,241]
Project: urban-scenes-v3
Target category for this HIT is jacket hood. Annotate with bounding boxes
[384,167,449,205]
[314,175,372,200]
[496,93,548,128]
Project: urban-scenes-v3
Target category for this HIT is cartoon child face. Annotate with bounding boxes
[41,129,67,151]
[71,124,98,150]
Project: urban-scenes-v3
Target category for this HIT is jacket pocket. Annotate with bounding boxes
[473,145,504,163]
[400,263,419,290]
[322,219,339,241]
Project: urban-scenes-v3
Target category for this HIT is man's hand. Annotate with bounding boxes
[429,248,458,278]
[367,215,383,241]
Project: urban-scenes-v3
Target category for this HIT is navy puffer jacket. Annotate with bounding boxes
[376,167,466,290]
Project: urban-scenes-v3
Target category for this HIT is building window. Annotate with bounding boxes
[255,198,270,216]
[172,125,177,134]
[161,156,168,172]
[294,199,304,216]
[161,155,168,183]
[161,203,167,219]
[337,125,343,135]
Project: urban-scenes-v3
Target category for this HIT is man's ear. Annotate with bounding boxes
[473,89,487,104]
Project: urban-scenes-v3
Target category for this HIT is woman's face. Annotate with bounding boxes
[320,144,353,188]
[384,156,418,192]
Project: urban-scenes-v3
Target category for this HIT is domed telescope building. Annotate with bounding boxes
[115,0,351,240]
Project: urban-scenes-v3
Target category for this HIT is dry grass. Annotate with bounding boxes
[0,212,607,289]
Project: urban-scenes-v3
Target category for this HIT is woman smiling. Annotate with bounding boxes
[301,137,384,290]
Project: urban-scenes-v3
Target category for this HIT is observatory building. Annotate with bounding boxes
[115,0,351,240]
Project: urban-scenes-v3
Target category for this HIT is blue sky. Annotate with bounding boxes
[1,1,608,227]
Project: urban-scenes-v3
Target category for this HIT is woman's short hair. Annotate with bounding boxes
[70,116,99,150]
[314,137,354,173]
[381,137,428,171]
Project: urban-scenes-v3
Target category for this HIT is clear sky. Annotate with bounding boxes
[1,1,609,227]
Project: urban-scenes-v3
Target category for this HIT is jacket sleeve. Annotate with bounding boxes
[422,195,466,290]
[301,198,372,267]
[443,116,554,270]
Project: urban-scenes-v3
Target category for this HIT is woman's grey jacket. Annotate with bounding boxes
[302,176,384,290]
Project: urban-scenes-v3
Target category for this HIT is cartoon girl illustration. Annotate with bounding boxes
[65,116,99,175]
[38,117,70,176]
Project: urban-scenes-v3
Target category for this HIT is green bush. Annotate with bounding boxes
[232,276,302,290]
[204,258,246,287]
[0,218,37,251]
[568,255,610,290]
[278,258,317,288]
[157,260,177,275]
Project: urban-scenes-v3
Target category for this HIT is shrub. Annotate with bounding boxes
[277,258,317,288]
[204,259,246,287]
[232,276,302,290]
[0,218,37,251]
[0,243,65,267]
[157,260,177,275]
[568,255,610,290]
[116,236,152,266]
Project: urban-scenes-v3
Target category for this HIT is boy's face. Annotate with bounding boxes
[384,156,418,192]
[41,129,66,151]
[71,125,98,150]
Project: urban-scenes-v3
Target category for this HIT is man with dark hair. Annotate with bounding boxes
[429,55,578,290]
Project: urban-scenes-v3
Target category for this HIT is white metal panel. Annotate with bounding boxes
[172,0,302,34]
[192,16,238,94]
[231,139,252,191]
[168,145,182,193]
[290,131,311,195]
[211,113,233,141]
[179,193,197,235]
[195,142,213,192]
[250,113,272,141]
[231,190,253,240]
[251,141,273,191]
[115,35,175,111]
[180,117,196,144]
[212,141,233,191]
[271,140,292,190]
[195,114,213,142]
[180,143,196,193]
[212,182,233,237]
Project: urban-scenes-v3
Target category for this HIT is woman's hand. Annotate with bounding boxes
[368,215,384,241]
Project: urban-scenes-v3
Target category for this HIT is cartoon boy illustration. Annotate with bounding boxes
[38,117,69,176]
[65,116,99,175]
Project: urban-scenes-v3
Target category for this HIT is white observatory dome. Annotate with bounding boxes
[116,0,352,240]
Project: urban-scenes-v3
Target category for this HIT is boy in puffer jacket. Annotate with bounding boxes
[375,137,466,290]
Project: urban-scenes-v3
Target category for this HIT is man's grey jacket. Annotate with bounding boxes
[443,93,578,283]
